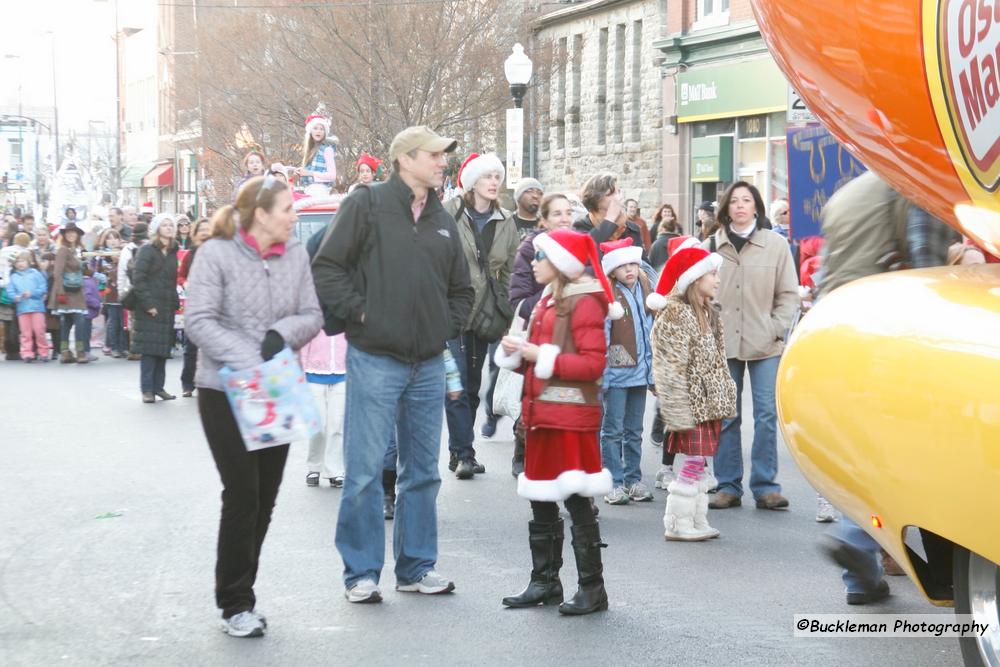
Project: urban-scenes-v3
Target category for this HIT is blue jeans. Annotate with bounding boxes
[383,409,401,472]
[140,354,167,393]
[60,313,85,350]
[77,317,94,353]
[715,356,781,499]
[104,305,126,353]
[444,332,489,461]
[600,385,647,487]
[335,346,445,588]
[836,517,884,593]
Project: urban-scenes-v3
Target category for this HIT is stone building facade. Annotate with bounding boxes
[531,0,665,215]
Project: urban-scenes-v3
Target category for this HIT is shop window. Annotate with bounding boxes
[691,118,735,138]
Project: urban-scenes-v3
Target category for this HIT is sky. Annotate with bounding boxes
[1,0,121,134]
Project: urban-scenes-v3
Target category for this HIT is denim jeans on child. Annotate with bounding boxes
[600,385,647,488]
[714,356,782,500]
[444,332,489,462]
[335,346,445,588]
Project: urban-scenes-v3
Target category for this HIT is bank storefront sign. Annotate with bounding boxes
[677,58,787,122]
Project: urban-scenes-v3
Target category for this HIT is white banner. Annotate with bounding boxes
[506,108,524,190]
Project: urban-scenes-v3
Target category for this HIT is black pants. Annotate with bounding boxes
[530,494,596,527]
[199,388,289,619]
[181,338,198,391]
[3,317,20,360]
[483,343,500,422]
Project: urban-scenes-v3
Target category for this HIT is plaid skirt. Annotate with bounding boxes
[667,420,721,457]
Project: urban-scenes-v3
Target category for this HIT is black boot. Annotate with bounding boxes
[558,523,609,615]
[502,520,564,608]
[382,469,397,521]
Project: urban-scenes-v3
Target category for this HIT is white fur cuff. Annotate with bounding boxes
[494,344,523,370]
[534,344,560,379]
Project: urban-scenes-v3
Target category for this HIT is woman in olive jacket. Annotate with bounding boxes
[131,214,180,402]
[185,175,322,638]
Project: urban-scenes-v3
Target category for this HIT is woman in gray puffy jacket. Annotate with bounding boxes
[185,175,323,639]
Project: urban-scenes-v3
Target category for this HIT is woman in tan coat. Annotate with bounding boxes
[648,246,737,541]
[48,223,88,363]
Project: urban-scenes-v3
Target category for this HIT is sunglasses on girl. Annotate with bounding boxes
[534,250,547,262]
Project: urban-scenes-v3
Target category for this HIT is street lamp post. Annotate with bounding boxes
[503,43,533,190]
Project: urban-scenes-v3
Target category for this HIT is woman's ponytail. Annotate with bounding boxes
[210,204,238,240]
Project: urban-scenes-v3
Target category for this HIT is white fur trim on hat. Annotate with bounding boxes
[533,234,585,278]
[517,468,613,501]
[601,245,643,276]
[677,236,701,252]
[608,300,625,320]
[533,344,560,380]
[460,153,505,192]
[494,343,523,370]
[676,253,723,294]
[646,292,668,311]
[305,116,330,134]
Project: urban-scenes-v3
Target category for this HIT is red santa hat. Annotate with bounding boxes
[647,246,723,311]
[304,114,331,135]
[140,202,154,214]
[533,229,624,319]
[355,153,383,178]
[666,235,700,257]
[600,237,643,277]
[457,152,505,192]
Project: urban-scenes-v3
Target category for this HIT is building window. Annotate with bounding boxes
[571,34,583,149]
[597,28,608,145]
[8,139,22,169]
[630,20,643,142]
[613,24,626,144]
[694,0,730,30]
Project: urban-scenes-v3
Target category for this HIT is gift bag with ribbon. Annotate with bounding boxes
[218,347,320,451]
[493,300,528,421]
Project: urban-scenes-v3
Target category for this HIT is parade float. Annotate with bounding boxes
[753,0,1000,663]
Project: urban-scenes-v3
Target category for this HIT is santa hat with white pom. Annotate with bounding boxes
[533,228,625,320]
[646,243,723,311]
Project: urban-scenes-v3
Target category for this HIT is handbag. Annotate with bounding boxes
[465,207,514,342]
[218,347,321,451]
[62,270,83,292]
[492,300,527,420]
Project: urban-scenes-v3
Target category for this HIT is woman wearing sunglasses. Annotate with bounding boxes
[496,228,619,616]
[185,175,323,638]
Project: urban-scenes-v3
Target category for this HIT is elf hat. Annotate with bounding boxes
[533,229,625,319]
[646,247,723,311]
[355,153,383,178]
[600,237,643,276]
[457,152,505,192]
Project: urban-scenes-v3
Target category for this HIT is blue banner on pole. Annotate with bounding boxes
[786,126,867,239]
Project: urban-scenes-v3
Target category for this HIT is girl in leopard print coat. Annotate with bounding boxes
[647,246,737,541]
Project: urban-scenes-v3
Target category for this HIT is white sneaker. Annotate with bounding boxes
[627,481,654,502]
[345,578,383,603]
[604,486,631,505]
[220,611,265,637]
[396,570,455,594]
[654,465,675,490]
[816,496,838,523]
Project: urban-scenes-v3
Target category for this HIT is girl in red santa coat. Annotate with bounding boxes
[496,228,624,616]
[647,246,737,541]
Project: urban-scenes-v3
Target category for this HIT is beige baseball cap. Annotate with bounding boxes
[389,126,458,162]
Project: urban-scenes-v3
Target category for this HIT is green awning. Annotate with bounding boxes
[121,162,156,189]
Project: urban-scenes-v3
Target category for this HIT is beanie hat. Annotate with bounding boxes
[131,222,149,242]
[666,235,700,258]
[514,177,544,202]
[149,213,173,237]
[600,237,643,277]
[457,153,505,192]
[355,153,384,178]
[647,247,723,311]
[533,229,624,319]
[140,202,154,215]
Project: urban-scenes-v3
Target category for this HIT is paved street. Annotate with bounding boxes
[1,359,961,666]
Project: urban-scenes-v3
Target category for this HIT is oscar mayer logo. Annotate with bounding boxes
[938,0,1000,192]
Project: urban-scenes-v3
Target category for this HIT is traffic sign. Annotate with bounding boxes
[788,86,818,124]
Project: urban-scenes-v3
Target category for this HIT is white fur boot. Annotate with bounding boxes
[664,481,712,541]
[695,473,721,539]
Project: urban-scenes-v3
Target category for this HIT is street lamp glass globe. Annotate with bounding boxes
[504,43,533,86]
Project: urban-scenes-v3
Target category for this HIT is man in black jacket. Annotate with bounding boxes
[312,126,473,604]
